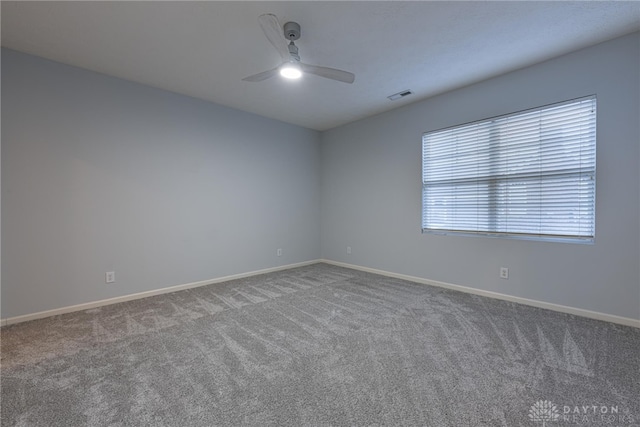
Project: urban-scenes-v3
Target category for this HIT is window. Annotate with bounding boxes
[421,96,596,242]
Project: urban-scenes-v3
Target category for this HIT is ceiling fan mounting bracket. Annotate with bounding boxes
[283,22,300,41]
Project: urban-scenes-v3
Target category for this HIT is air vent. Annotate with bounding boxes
[387,90,413,101]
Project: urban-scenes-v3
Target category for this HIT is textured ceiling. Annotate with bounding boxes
[2,1,639,131]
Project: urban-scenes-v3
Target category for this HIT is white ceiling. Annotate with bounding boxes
[2,1,639,131]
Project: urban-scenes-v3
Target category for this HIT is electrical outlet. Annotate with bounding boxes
[105,271,115,284]
[500,267,509,279]
[277,248,282,257]
[347,246,351,254]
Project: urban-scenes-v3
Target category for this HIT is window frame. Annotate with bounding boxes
[421,95,597,244]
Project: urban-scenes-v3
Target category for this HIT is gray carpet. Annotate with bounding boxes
[1,263,639,426]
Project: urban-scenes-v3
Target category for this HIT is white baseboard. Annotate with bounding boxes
[321,259,640,329]
[4,259,638,329]
[0,260,321,327]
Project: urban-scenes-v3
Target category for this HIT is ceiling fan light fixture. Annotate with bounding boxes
[243,14,354,84]
[279,62,302,79]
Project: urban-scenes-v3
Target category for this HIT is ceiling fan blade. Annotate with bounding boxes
[300,63,355,84]
[242,66,280,82]
[258,14,290,63]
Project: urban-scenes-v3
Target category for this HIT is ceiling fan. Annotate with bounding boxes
[243,14,355,84]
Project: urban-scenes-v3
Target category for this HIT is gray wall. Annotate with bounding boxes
[3,32,639,322]
[320,32,640,320]
[2,49,321,319]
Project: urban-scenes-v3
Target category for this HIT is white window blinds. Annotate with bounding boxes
[422,96,596,242]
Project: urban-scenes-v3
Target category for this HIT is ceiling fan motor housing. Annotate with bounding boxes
[284,22,301,40]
